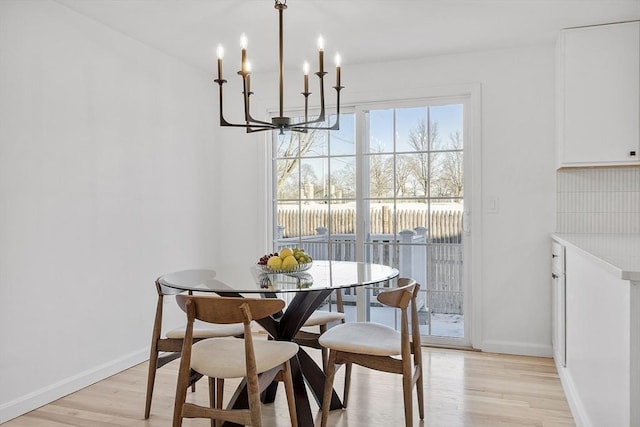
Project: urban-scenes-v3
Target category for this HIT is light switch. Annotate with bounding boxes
[488,197,499,213]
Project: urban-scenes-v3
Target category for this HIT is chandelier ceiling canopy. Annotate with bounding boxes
[214,0,343,134]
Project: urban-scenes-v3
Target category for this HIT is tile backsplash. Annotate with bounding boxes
[556,166,640,233]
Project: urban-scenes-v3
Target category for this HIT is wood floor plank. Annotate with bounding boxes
[3,347,575,427]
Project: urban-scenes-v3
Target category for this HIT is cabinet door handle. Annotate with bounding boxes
[552,254,558,259]
[552,273,559,279]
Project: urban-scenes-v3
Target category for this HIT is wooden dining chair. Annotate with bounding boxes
[144,280,244,419]
[172,294,299,427]
[318,278,424,427]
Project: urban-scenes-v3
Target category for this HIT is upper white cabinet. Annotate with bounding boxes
[557,21,640,167]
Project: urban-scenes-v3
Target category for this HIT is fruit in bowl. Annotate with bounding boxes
[266,256,282,269]
[257,247,312,271]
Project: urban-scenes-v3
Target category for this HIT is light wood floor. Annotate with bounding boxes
[4,347,575,427]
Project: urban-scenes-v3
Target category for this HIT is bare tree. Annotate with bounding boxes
[276,129,321,190]
[330,161,355,199]
[408,120,439,197]
[369,154,393,200]
[395,155,413,197]
[442,131,464,198]
[432,131,463,198]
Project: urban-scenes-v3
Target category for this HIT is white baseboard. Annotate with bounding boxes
[554,357,591,427]
[481,339,553,357]
[0,348,148,424]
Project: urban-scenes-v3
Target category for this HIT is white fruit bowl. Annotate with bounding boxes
[256,261,313,274]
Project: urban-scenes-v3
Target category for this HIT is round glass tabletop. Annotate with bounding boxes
[158,260,399,294]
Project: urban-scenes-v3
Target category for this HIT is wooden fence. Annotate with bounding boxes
[276,208,464,314]
[277,205,462,241]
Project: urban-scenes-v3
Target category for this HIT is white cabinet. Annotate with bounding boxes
[551,238,639,426]
[550,241,565,367]
[557,21,640,167]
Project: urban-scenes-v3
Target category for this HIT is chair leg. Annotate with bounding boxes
[247,372,263,427]
[342,362,352,408]
[416,364,424,419]
[281,361,298,427]
[321,351,338,427]
[413,342,425,419]
[145,291,165,419]
[208,377,216,427]
[172,373,189,427]
[216,378,224,427]
[319,324,328,371]
[144,345,158,419]
[401,359,414,427]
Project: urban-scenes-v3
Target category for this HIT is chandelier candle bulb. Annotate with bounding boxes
[240,33,248,73]
[317,36,325,73]
[335,53,341,87]
[303,61,310,93]
[216,45,224,80]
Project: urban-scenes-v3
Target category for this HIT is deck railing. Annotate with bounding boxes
[276,223,463,314]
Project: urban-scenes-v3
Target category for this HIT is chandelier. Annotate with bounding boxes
[214,0,343,133]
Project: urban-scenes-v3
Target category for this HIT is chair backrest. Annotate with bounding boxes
[376,279,417,309]
[376,278,422,357]
[176,295,285,325]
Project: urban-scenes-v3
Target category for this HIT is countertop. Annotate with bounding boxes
[552,233,640,281]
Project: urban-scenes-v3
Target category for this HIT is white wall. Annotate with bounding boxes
[0,1,216,421]
[0,1,557,420]
[211,46,557,355]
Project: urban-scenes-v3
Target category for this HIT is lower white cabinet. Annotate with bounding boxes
[551,241,566,367]
[554,241,639,427]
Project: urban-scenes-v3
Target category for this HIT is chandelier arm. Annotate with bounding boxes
[215,79,240,128]
[246,102,276,127]
[327,86,343,130]
[292,71,327,127]
[242,73,252,124]
[291,86,343,131]
[220,122,275,130]
[240,73,276,127]
[216,78,271,130]
[303,93,309,125]
[318,73,326,123]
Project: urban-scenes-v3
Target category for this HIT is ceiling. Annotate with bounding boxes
[55,0,639,75]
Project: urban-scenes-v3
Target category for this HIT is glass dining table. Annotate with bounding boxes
[157,260,399,427]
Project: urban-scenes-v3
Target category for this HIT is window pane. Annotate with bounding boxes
[394,200,428,232]
[276,159,300,199]
[405,115,430,153]
[368,109,394,153]
[396,154,417,197]
[299,158,327,201]
[276,202,301,238]
[367,154,393,200]
[328,205,356,235]
[329,156,355,200]
[301,128,327,157]
[429,104,464,150]
[396,107,428,153]
[430,152,464,199]
[330,113,355,155]
[276,131,299,158]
